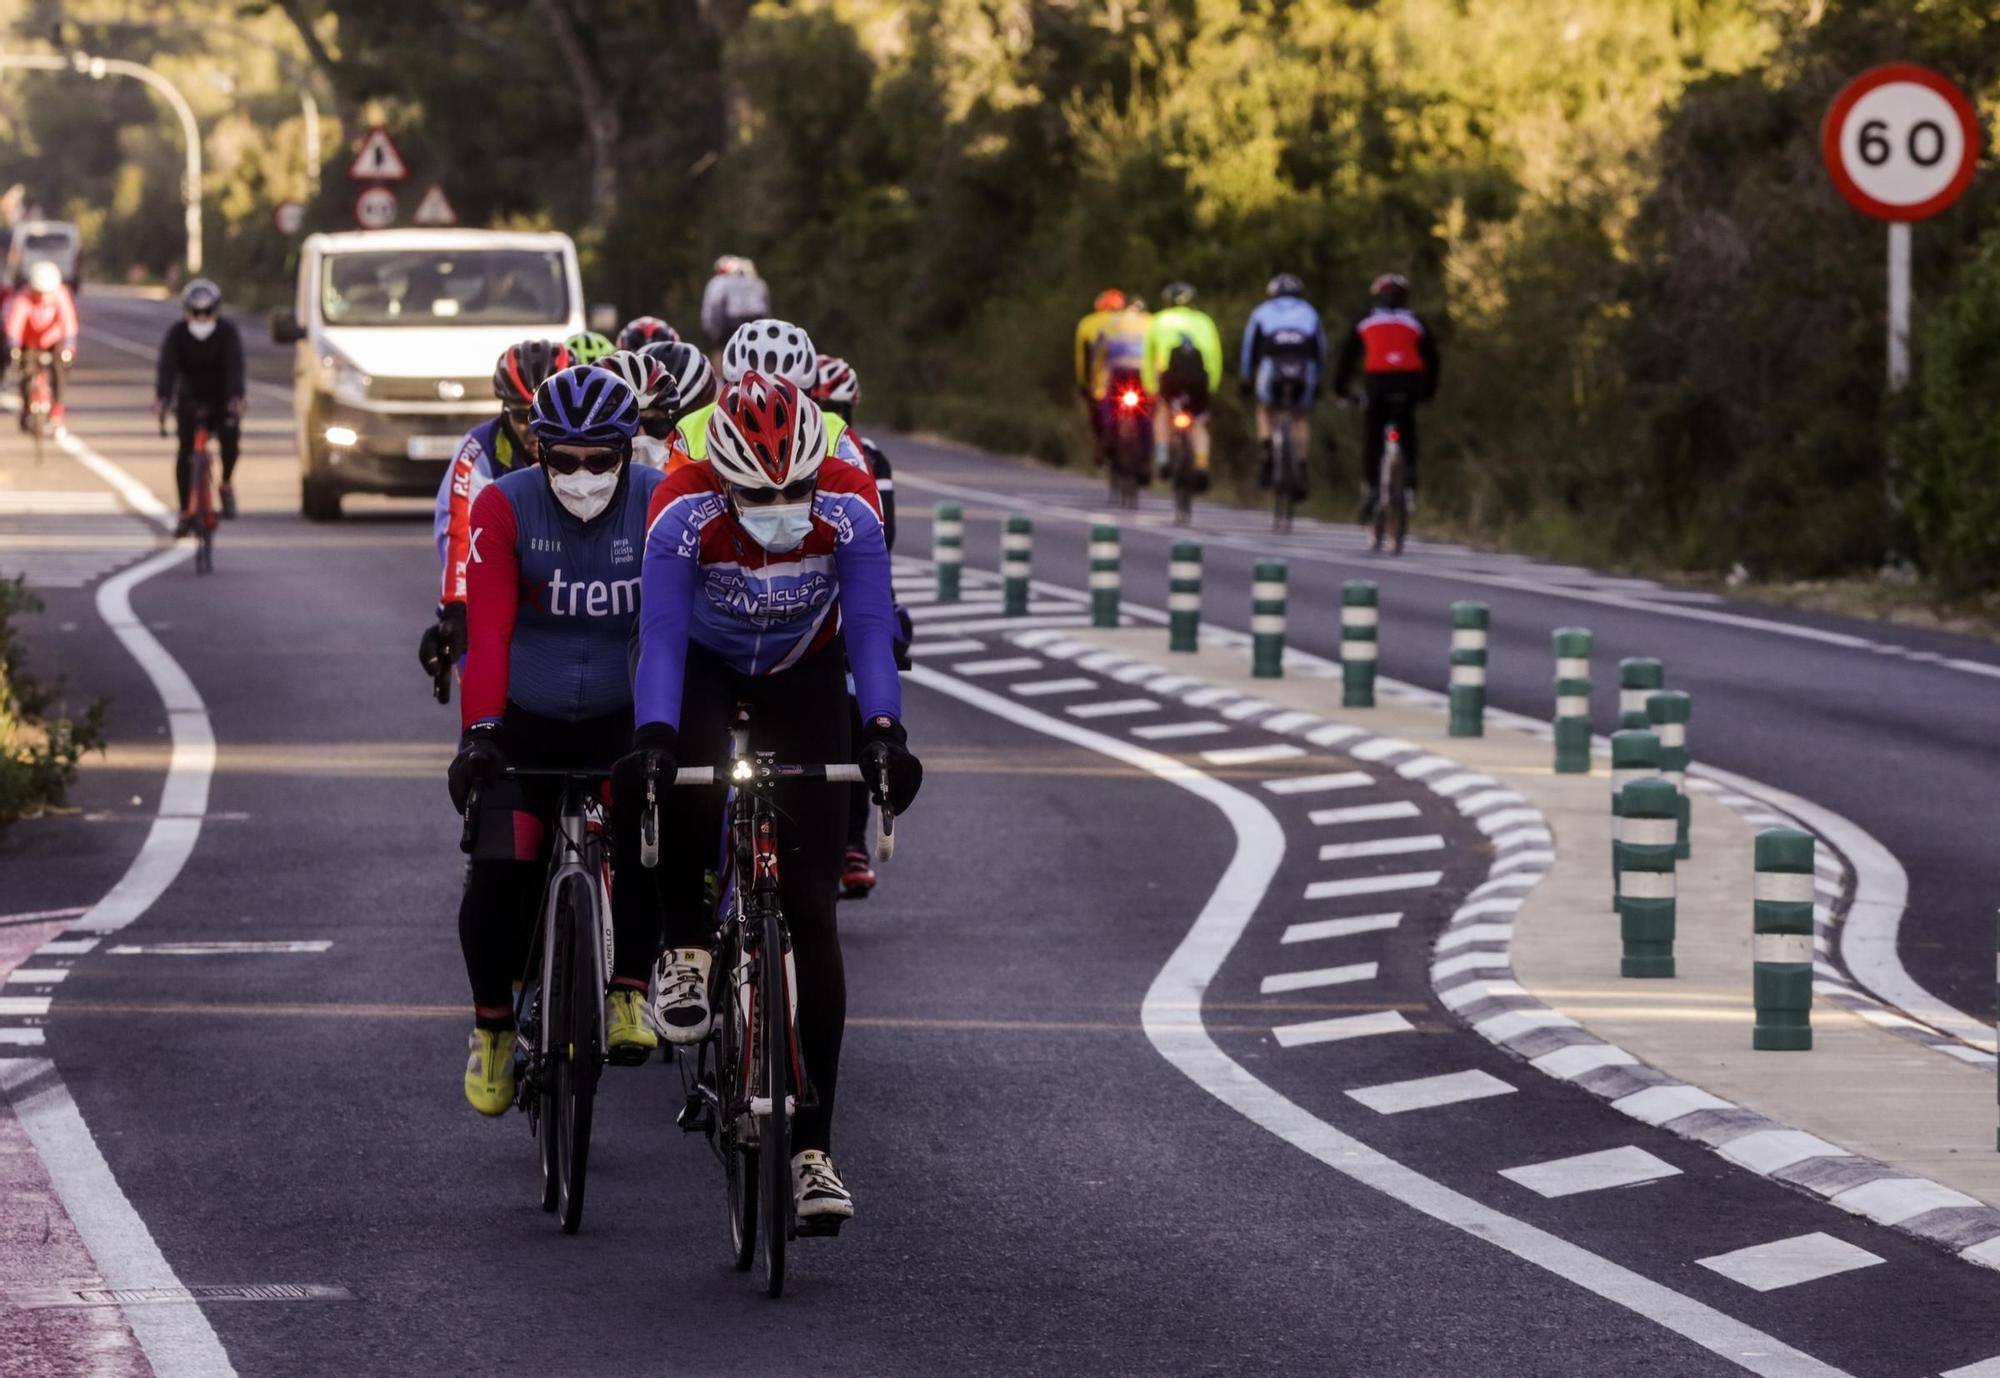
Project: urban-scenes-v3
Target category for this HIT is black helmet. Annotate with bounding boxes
[1161,282,1196,307]
[1267,273,1304,299]
[492,338,573,407]
[1371,273,1410,308]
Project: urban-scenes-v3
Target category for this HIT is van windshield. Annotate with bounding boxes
[23,233,73,254]
[320,249,569,328]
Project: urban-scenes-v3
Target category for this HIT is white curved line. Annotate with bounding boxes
[908,663,1854,1378]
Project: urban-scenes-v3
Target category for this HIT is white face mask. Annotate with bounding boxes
[187,318,217,341]
[549,467,620,522]
[631,434,669,470]
[737,500,814,552]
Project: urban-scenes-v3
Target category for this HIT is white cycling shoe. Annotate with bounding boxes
[651,947,712,1044]
[792,1149,854,1223]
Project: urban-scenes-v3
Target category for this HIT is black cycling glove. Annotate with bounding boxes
[448,721,508,813]
[611,722,679,820]
[860,715,923,814]
[419,604,468,677]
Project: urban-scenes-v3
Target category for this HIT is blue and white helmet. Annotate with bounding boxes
[529,365,639,447]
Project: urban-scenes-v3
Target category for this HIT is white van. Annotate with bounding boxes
[271,228,585,520]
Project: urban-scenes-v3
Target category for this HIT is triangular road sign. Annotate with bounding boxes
[411,184,458,227]
[347,126,409,183]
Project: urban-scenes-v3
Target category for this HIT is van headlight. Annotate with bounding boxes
[319,352,371,405]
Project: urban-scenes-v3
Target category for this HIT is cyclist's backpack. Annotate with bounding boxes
[1162,337,1208,398]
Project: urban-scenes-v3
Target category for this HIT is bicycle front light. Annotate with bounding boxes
[731,759,754,782]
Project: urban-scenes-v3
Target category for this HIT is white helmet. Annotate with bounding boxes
[722,318,816,388]
[706,371,826,493]
[26,260,61,293]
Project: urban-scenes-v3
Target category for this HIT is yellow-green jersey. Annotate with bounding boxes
[668,401,857,472]
[1142,306,1225,398]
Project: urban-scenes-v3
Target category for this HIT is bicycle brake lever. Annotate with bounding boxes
[874,761,896,863]
[459,789,479,855]
[639,758,660,869]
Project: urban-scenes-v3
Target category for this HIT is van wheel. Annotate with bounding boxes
[301,473,342,522]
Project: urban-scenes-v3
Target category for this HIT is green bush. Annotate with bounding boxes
[0,578,107,828]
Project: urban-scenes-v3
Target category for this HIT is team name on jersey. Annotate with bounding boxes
[545,568,642,617]
[704,566,833,622]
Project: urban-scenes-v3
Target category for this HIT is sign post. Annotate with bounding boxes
[1821,63,1981,392]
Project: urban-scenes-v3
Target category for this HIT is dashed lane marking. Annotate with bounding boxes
[1130,721,1229,740]
[905,638,985,657]
[1259,962,1378,994]
[1308,800,1424,826]
[1198,743,1306,766]
[6,969,68,984]
[1696,1233,1884,1293]
[1010,677,1097,696]
[1272,1009,1415,1048]
[1347,1069,1517,1116]
[1261,771,1371,795]
[104,941,333,956]
[1064,698,1160,719]
[949,657,1042,676]
[1281,913,1402,944]
[1316,834,1446,863]
[1304,870,1443,900]
[1499,1146,1683,1199]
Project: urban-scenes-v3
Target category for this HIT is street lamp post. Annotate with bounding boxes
[0,51,204,274]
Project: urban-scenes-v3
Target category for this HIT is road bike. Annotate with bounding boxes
[658,706,894,1298]
[1163,396,1204,527]
[1370,411,1413,557]
[17,347,60,464]
[463,766,616,1235]
[163,411,219,574]
[1267,362,1313,533]
[1104,371,1150,511]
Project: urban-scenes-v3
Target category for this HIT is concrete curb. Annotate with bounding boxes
[992,620,2000,1275]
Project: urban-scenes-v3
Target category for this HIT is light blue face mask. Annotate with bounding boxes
[737,500,814,552]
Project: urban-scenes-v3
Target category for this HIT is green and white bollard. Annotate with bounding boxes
[1341,581,1378,708]
[1752,829,1815,1051]
[1090,523,1120,628]
[1619,656,1663,731]
[1647,690,1692,860]
[1609,728,1661,884]
[1616,776,1679,978]
[1168,541,1201,653]
[1449,602,1488,738]
[933,502,963,602]
[1553,627,1592,774]
[1252,560,1287,679]
[1002,513,1032,616]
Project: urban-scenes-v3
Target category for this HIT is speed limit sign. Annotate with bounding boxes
[1821,63,1981,221]
[354,185,398,231]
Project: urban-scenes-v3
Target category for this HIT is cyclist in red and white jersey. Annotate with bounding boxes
[1332,273,1441,518]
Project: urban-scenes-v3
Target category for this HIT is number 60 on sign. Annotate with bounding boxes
[1821,63,1981,222]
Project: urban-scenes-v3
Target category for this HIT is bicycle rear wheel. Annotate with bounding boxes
[757,905,790,1298]
[1389,450,1409,555]
[1272,428,1293,531]
[554,876,602,1234]
[717,930,757,1271]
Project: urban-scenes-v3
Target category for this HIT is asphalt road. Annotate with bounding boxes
[3,290,1998,1377]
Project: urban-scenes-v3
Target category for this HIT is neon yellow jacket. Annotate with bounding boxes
[670,402,851,469]
[1076,307,1152,401]
[1142,307,1224,395]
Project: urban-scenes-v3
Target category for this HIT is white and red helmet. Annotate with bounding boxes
[706,371,826,492]
[721,318,817,388]
[810,354,859,409]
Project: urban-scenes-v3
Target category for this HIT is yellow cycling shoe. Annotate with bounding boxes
[607,987,658,1066]
[463,1027,518,1117]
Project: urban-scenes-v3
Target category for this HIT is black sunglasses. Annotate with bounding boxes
[639,412,675,440]
[730,478,816,507]
[543,444,625,475]
[186,308,216,320]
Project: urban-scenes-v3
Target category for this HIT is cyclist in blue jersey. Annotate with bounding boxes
[1239,274,1327,495]
[420,338,571,684]
[614,371,922,1226]
[448,366,666,1117]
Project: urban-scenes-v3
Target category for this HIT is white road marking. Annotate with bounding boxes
[5,969,68,984]
[1304,871,1443,900]
[1199,743,1306,766]
[1309,801,1422,826]
[0,1028,46,1045]
[1473,1009,1578,1041]
[1718,1130,1848,1176]
[1829,1176,1981,1226]
[919,613,1090,636]
[1011,677,1097,696]
[35,938,100,956]
[0,906,90,925]
[1273,1010,1414,1047]
[1501,1146,1682,1199]
[1317,834,1445,862]
[1347,1069,1515,1115]
[1065,698,1160,719]
[1281,913,1401,944]
[105,941,334,956]
[1130,721,1230,740]
[949,656,1042,676]
[1436,922,1513,951]
[904,597,1004,621]
[1697,1233,1884,1293]
[0,995,53,1016]
[905,638,986,657]
[1262,771,1371,795]
[1350,736,1419,762]
[1439,979,1526,1011]
[1613,1084,1734,1126]
[1530,1044,1637,1080]
[908,663,1861,1378]
[1942,1356,2000,1378]
[1259,962,1378,994]
[0,1059,238,1374]
[1430,950,1510,979]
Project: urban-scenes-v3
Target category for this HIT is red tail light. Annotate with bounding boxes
[1387,427,1401,444]
[1120,389,1141,408]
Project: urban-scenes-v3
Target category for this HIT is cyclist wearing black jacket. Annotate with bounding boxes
[154,279,246,523]
[1331,273,1440,517]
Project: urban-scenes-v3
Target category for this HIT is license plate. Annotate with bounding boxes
[406,435,458,460]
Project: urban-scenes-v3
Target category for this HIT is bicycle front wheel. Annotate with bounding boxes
[757,906,790,1298]
[717,931,757,1271]
[554,876,602,1234]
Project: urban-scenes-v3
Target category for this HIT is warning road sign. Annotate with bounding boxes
[411,184,458,227]
[354,186,398,231]
[347,126,410,184]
